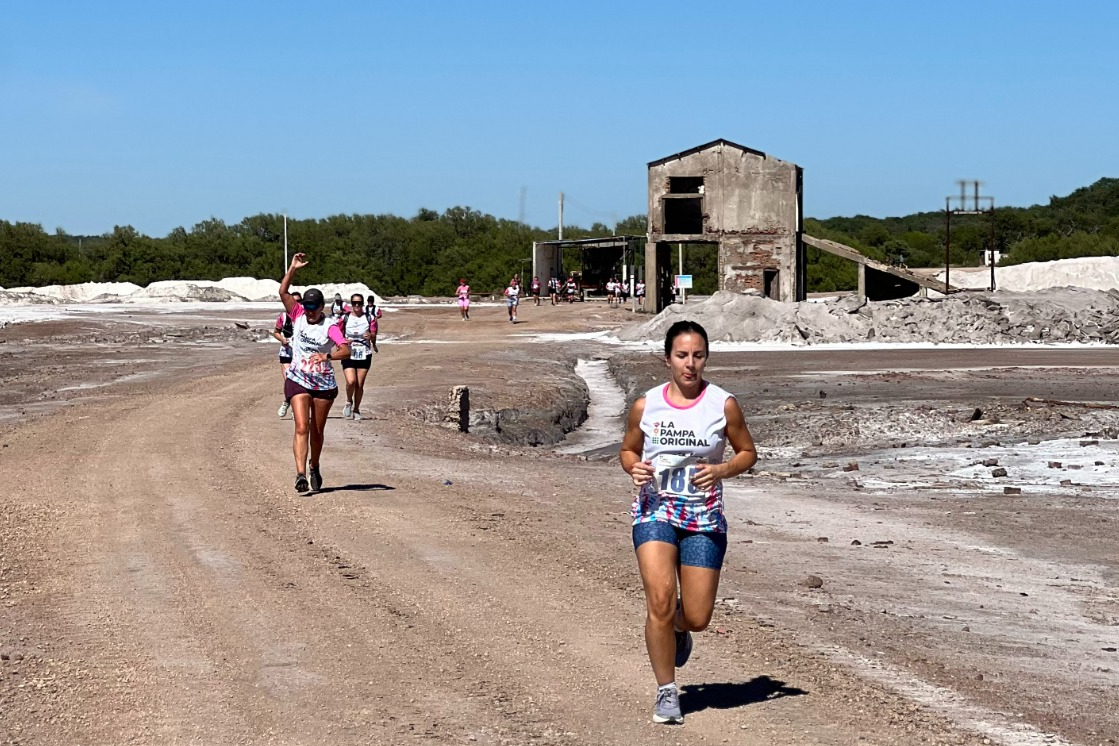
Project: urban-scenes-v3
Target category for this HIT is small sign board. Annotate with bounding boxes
[675,274,693,289]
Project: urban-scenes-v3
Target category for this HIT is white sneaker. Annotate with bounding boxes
[277,401,289,418]
[343,402,353,419]
[352,411,362,421]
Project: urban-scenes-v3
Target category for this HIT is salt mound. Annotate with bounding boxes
[619,288,1119,346]
[2,277,384,307]
[5,281,141,302]
[216,277,282,302]
[937,256,1119,292]
[0,289,62,306]
[126,281,251,303]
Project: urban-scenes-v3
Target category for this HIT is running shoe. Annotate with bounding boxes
[343,403,353,419]
[674,629,693,668]
[277,401,289,417]
[352,410,362,421]
[653,686,683,724]
[295,473,309,493]
[309,466,322,491]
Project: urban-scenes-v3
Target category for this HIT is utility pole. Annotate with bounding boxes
[283,214,289,272]
[944,180,995,294]
[558,192,564,240]
[678,243,686,305]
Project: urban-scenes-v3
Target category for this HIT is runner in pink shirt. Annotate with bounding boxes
[279,253,351,494]
[456,279,471,321]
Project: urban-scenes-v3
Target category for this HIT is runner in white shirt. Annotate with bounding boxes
[610,276,623,306]
[279,254,351,494]
[338,293,375,421]
[329,293,346,320]
[504,279,520,323]
[618,320,757,725]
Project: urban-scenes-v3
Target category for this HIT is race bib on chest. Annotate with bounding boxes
[654,454,706,498]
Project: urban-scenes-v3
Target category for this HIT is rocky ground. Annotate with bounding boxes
[1,297,1117,745]
[618,288,1119,345]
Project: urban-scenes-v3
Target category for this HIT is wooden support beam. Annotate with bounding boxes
[803,234,958,295]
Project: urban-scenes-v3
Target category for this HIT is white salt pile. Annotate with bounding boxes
[938,256,1119,293]
[619,287,1119,346]
[0,277,384,307]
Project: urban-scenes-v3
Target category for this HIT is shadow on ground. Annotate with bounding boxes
[680,676,807,714]
[314,483,395,495]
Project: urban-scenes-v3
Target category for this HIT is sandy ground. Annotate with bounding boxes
[1,298,1117,745]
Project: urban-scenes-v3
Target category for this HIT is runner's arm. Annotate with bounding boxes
[329,325,351,360]
[692,398,757,490]
[619,396,654,488]
[279,253,308,314]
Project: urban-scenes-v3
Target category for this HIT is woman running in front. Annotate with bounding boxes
[456,278,471,321]
[618,320,757,725]
[279,254,351,493]
[339,293,374,421]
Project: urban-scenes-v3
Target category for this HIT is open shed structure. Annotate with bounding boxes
[645,139,805,312]
[532,235,645,299]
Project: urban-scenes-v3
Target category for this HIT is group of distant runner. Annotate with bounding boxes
[270,255,756,726]
[452,273,647,324]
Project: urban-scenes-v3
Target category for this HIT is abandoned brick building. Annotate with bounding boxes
[644,139,805,311]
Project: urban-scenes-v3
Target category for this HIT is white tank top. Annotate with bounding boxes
[339,312,372,343]
[634,381,734,531]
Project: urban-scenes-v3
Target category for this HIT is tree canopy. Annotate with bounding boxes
[2,178,1116,295]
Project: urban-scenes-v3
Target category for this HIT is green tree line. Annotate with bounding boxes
[2,178,1115,295]
[804,177,1119,291]
[0,211,648,297]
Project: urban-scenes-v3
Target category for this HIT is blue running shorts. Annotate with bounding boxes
[632,520,727,570]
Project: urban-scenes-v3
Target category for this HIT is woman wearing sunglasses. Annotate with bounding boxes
[278,253,351,493]
[339,293,375,421]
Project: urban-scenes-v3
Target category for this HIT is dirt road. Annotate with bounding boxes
[1,300,1116,745]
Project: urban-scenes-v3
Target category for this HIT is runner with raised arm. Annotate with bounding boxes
[279,254,351,494]
[618,320,757,724]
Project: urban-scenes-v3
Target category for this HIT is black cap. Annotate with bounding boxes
[301,288,325,309]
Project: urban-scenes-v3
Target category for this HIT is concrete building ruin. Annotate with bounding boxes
[644,139,805,312]
[530,138,953,311]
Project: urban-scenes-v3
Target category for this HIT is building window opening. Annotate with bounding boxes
[669,176,704,194]
[764,268,779,299]
[664,198,704,235]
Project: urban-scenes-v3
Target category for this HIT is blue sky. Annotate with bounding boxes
[2,1,1116,236]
